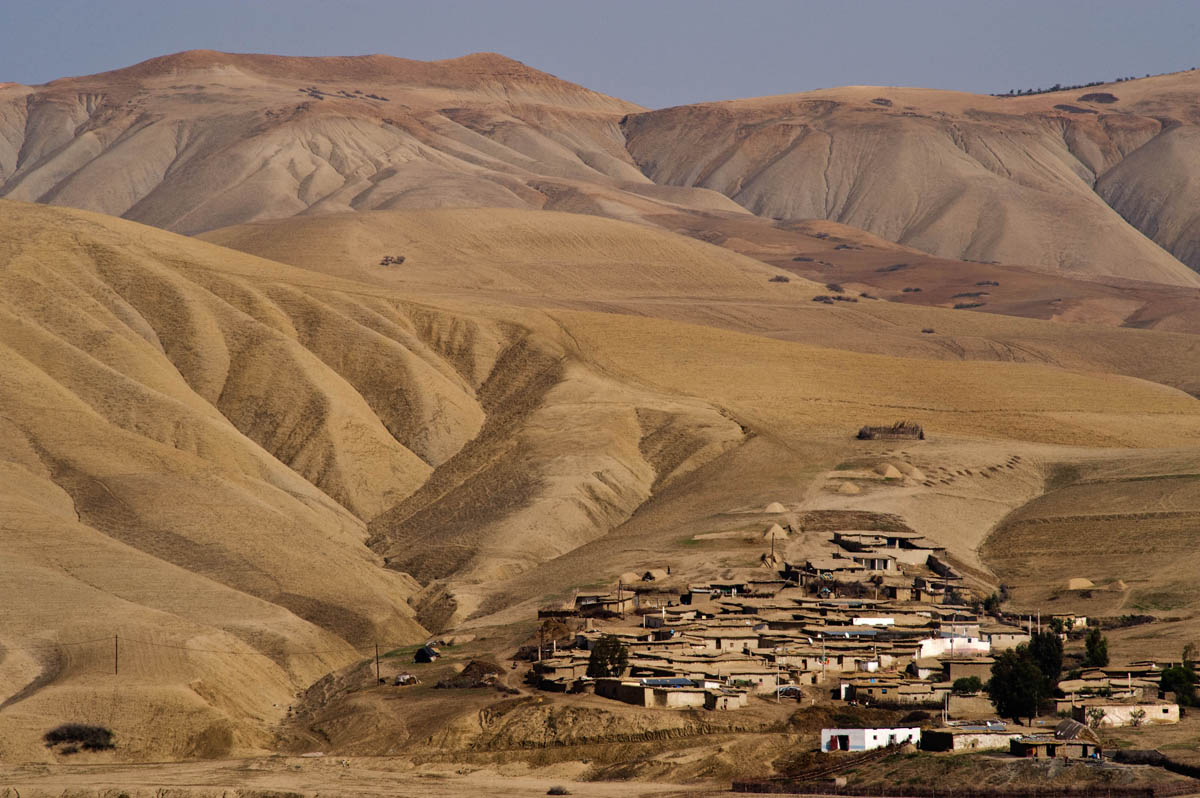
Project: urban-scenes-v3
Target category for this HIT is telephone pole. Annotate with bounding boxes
[114,634,119,676]
[375,643,381,683]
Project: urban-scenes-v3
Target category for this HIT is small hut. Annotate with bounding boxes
[857,421,925,441]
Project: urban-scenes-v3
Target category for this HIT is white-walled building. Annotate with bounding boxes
[821,727,921,751]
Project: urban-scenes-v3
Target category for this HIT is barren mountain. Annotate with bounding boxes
[6,52,1200,291]
[0,50,740,234]
[623,74,1200,286]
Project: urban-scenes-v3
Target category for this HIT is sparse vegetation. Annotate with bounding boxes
[902,287,922,293]
[953,302,986,309]
[768,274,790,282]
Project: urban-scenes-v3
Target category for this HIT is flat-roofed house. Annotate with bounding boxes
[821,727,921,751]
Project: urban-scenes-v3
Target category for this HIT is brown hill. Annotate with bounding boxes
[0,50,742,234]
[6,52,1200,292]
[623,75,1200,286]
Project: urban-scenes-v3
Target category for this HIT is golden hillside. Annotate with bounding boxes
[5,202,1200,762]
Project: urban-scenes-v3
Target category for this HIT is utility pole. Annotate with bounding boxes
[114,633,119,676]
[375,643,381,683]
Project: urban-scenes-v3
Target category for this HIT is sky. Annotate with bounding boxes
[4,0,1199,108]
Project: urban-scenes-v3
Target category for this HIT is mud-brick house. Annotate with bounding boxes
[921,722,1026,752]
[1009,719,1101,759]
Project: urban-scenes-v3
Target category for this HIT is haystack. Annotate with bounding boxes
[763,523,788,540]
[837,481,862,495]
[1109,579,1128,592]
[1066,577,1095,591]
[897,463,926,480]
[764,501,787,513]
[618,571,640,585]
[875,463,903,479]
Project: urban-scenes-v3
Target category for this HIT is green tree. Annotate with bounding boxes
[1029,630,1064,691]
[987,646,1048,725]
[952,676,983,695]
[586,635,629,678]
[1083,628,1109,668]
[982,593,1001,615]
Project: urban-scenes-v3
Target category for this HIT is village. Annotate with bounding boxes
[511,514,1186,768]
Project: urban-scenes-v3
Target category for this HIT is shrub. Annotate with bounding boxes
[870,97,893,107]
[792,256,814,262]
[44,724,115,752]
[954,302,985,309]
[825,283,844,293]
[899,710,931,725]
[902,287,922,293]
[768,275,791,283]
[920,328,935,334]
[547,787,571,795]
[1078,92,1119,103]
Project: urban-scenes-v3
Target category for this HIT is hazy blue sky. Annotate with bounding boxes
[4,0,1198,108]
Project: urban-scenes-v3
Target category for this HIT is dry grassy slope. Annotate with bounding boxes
[205,207,1200,399]
[623,74,1200,286]
[0,50,739,235]
[0,201,768,755]
[199,207,814,297]
[648,211,1200,336]
[0,203,462,759]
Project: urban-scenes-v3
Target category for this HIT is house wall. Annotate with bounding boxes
[918,637,990,658]
[1072,703,1179,727]
[922,731,1019,752]
[821,727,921,751]
[986,633,1031,651]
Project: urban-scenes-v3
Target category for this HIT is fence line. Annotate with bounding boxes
[9,635,417,658]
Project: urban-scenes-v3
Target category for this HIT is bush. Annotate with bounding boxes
[902,287,922,293]
[899,710,931,725]
[44,724,114,752]
[920,328,935,334]
[825,283,844,293]
[768,275,791,283]
[954,302,985,309]
[547,787,571,795]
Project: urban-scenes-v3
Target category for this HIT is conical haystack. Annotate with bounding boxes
[897,463,926,480]
[876,463,903,479]
[763,523,788,540]
[1066,577,1095,591]
[764,501,787,513]
[837,481,862,495]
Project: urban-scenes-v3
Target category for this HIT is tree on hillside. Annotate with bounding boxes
[1029,630,1064,691]
[586,635,629,678]
[987,646,1048,725]
[1083,628,1109,668]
